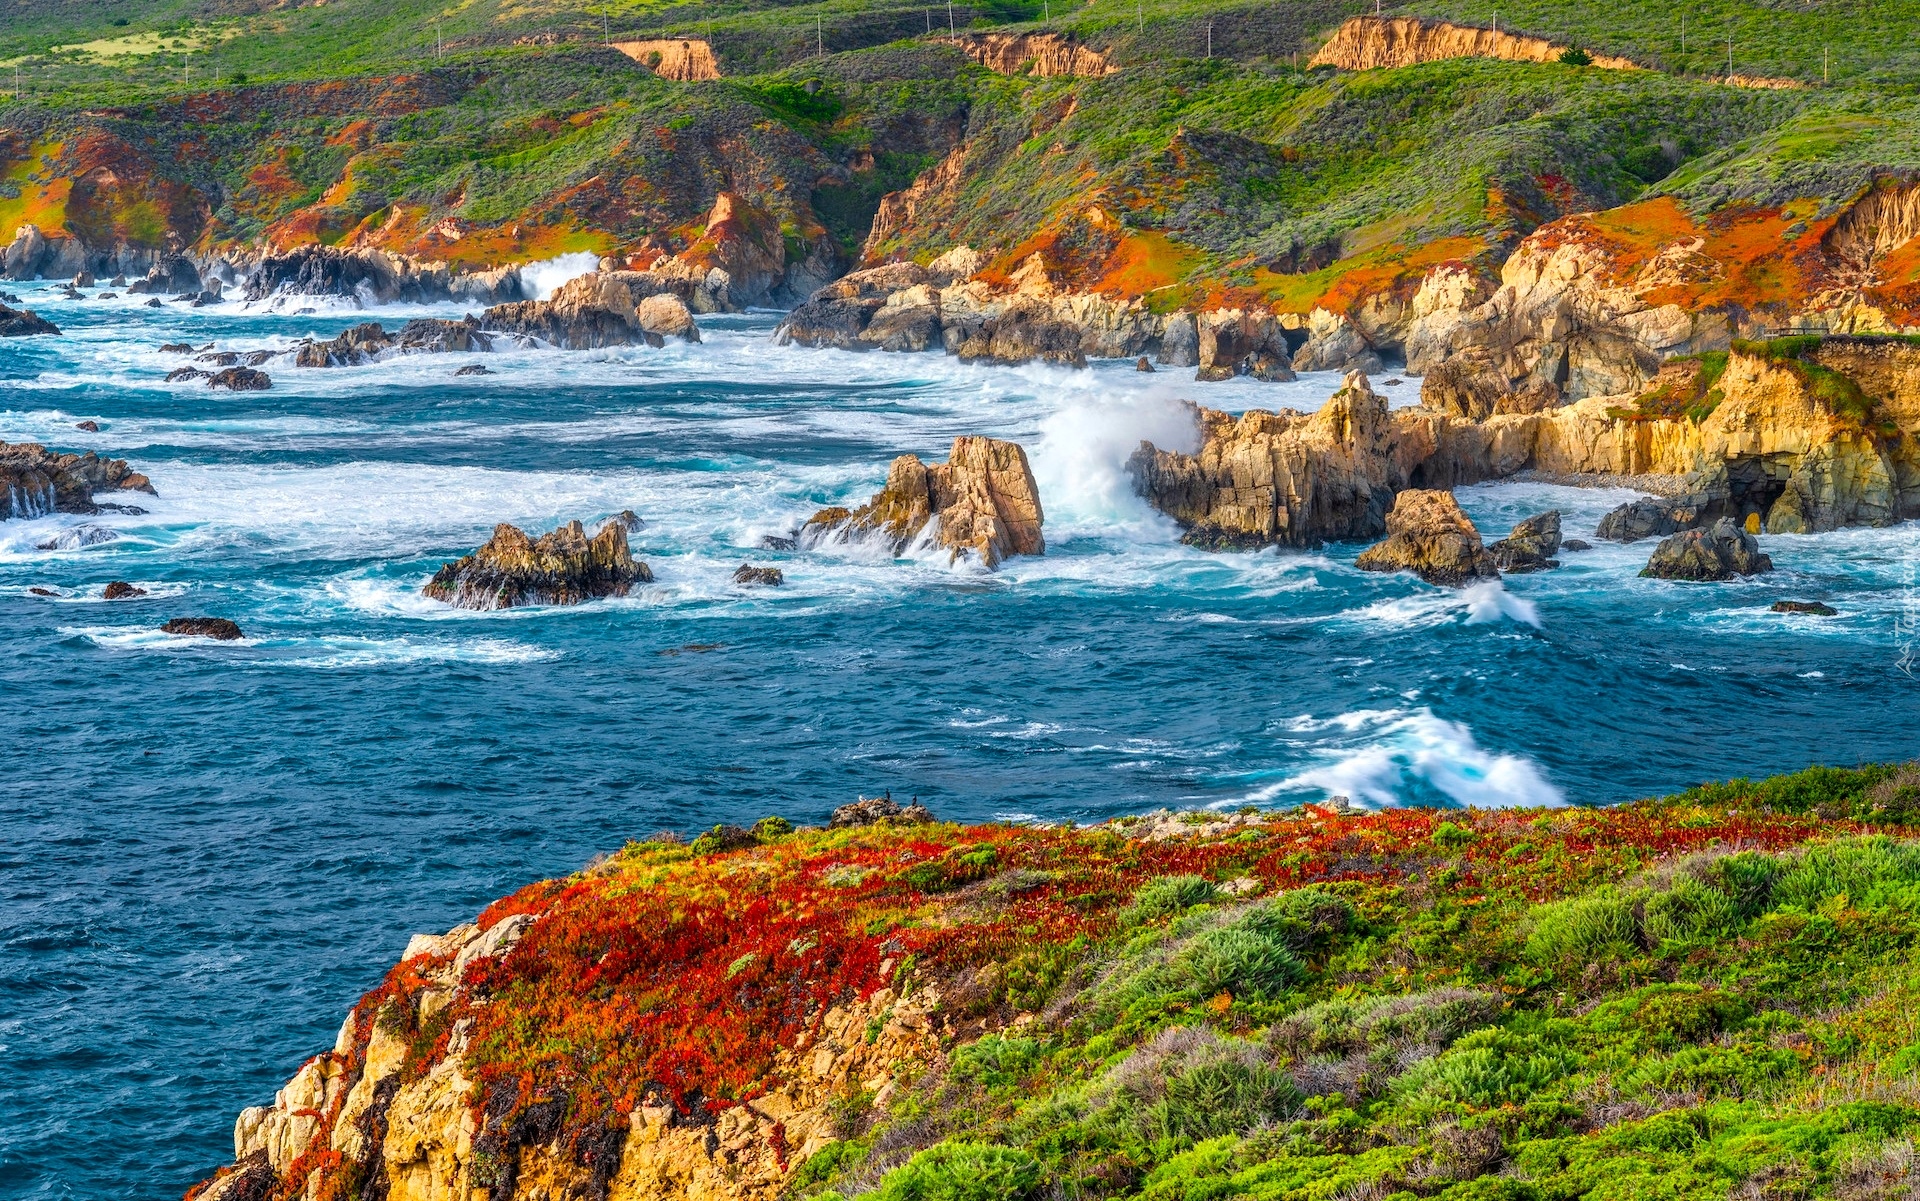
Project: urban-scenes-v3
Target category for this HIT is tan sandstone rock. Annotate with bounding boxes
[804,436,1044,569]
[1355,489,1501,585]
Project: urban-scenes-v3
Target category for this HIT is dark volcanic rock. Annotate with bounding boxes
[1488,510,1561,573]
[1640,518,1773,580]
[1562,538,1593,552]
[423,520,652,610]
[1772,600,1837,615]
[208,367,272,391]
[1355,489,1500,586]
[243,246,445,304]
[165,367,210,383]
[829,794,935,828]
[75,420,100,432]
[129,256,202,296]
[454,363,493,376]
[295,322,393,367]
[103,581,147,599]
[0,302,60,336]
[162,617,244,640]
[1,441,155,519]
[732,563,784,586]
[196,350,240,366]
[159,343,194,354]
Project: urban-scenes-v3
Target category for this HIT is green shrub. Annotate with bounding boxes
[872,1142,1044,1201]
[1158,1053,1303,1141]
[1122,875,1219,926]
[949,1035,1044,1092]
[1524,885,1642,964]
[1558,47,1593,66]
[1170,925,1303,1000]
[1771,837,1920,912]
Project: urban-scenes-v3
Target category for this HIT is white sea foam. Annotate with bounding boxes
[60,625,255,650]
[1253,707,1565,809]
[521,252,602,301]
[1340,580,1543,629]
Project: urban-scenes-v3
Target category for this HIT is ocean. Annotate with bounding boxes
[3,284,1917,1197]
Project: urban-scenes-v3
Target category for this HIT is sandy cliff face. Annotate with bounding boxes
[610,39,723,80]
[936,33,1115,77]
[1309,17,1639,72]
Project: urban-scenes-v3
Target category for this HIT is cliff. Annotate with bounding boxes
[191,763,1920,1201]
[934,33,1115,77]
[610,39,723,80]
[1309,16,1640,72]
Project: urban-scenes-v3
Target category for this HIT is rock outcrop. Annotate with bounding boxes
[208,367,272,390]
[424,520,652,610]
[1487,510,1561,572]
[483,274,702,349]
[935,32,1116,77]
[1127,373,1398,548]
[830,794,935,826]
[1310,16,1641,72]
[803,436,1044,569]
[241,246,528,306]
[732,563,784,586]
[161,617,245,640]
[294,318,493,366]
[1,442,156,519]
[1354,489,1501,585]
[1640,517,1774,580]
[0,302,60,336]
[609,38,722,80]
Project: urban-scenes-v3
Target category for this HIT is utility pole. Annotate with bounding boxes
[1823,45,1829,83]
[816,13,823,57]
[603,6,610,45]
[1206,19,1213,58]
[1727,36,1733,81]
[947,0,954,36]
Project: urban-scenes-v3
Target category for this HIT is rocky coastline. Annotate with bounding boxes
[0,442,155,520]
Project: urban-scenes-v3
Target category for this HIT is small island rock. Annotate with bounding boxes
[1640,518,1773,581]
[103,581,147,599]
[1772,600,1837,615]
[424,519,652,610]
[1355,489,1500,586]
[803,436,1044,570]
[162,617,244,640]
[732,563,784,586]
[1488,510,1561,573]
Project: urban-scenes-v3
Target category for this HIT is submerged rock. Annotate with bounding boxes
[732,563,784,586]
[1355,489,1500,586]
[829,794,935,827]
[0,302,60,336]
[1640,518,1773,580]
[1,441,155,519]
[454,363,492,377]
[1773,600,1837,615]
[162,617,244,640]
[1487,510,1561,573]
[423,520,652,610]
[803,436,1044,569]
[36,524,119,550]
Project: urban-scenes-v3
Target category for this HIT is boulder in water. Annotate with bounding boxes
[423,520,652,610]
[732,563,784,586]
[1639,517,1773,580]
[454,363,492,376]
[1355,489,1500,586]
[37,524,119,550]
[162,617,244,640]
[103,581,147,599]
[1562,538,1593,552]
[0,302,60,336]
[1488,510,1561,573]
[207,367,272,391]
[166,367,209,383]
[1773,600,1837,615]
[803,436,1044,569]
[159,343,193,354]
[75,420,100,432]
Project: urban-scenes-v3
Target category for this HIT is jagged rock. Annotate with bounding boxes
[732,563,784,586]
[1773,600,1837,615]
[803,436,1044,569]
[296,322,390,367]
[129,256,202,296]
[294,318,491,367]
[208,367,272,391]
[601,510,643,532]
[0,441,155,519]
[75,420,100,432]
[955,302,1087,368]
[1292,308,1383,374]
[423,520,652,610]
[160,342,193,353]
[37,524,119,550]
[242,351,276,367]
[103,581,146,599]
[1159,311,1199,366]
[1598,495,1706,542]
[1487,510,1561,572]
[197,351,240,366]
[166,367,210,383]
[1639,517,1773,580]
[0,302,60,336]
[1196,308,1295,381]
[243,246,453,304]
[162,617,244,640]
[72,271,96,287]
[1355,489,1500,585]
[483,273,702,348]
[1128,372,1396,548]
[829,794,935,827]
[775,262,932,350]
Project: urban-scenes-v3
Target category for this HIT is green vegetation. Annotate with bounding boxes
[777,763,1920,1201]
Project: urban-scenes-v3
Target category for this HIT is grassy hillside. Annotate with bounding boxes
[247,762,1920,1201]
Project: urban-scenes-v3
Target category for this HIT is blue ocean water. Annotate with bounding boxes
[2,284,1917,1198]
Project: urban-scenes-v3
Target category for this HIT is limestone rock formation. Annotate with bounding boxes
[128,255,202,296]
[1127,373,1397,548]
[0,442,156,519]
[0,302,60,336]
[162,617,245,640]
[1355,489,1501,585]
[424,520,652,610]
[1640,518,1774,580]
[1487,510,1561,572]
[484,273,703,348]
[1196,309,1295,381]
[803,436,1044,569]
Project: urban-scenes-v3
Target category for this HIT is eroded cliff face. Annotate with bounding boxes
[935,33,1115,77]
[610,39,723,80]
[1309,16,1640,72]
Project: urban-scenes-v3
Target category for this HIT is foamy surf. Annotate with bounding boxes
[1250,707,1566,809]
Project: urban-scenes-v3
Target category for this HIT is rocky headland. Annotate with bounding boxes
[187,764,1920,1201]
[0,442,155,520]
[803,436,1044,569]
[423,519,652,610]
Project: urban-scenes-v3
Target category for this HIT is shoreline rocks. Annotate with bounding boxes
[1773,600,1837,615]
[1640,518,1774,580]
[424,520,651,610]
[1,442,156,520]
[1355,489,1501,585]
[482,274,702,349]
[732,563,784,586]
[803,436,1044,569]
[0,301,60,336]
[103,581,146,599]
[294,317,493,367]
[1488,510,1561,573]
